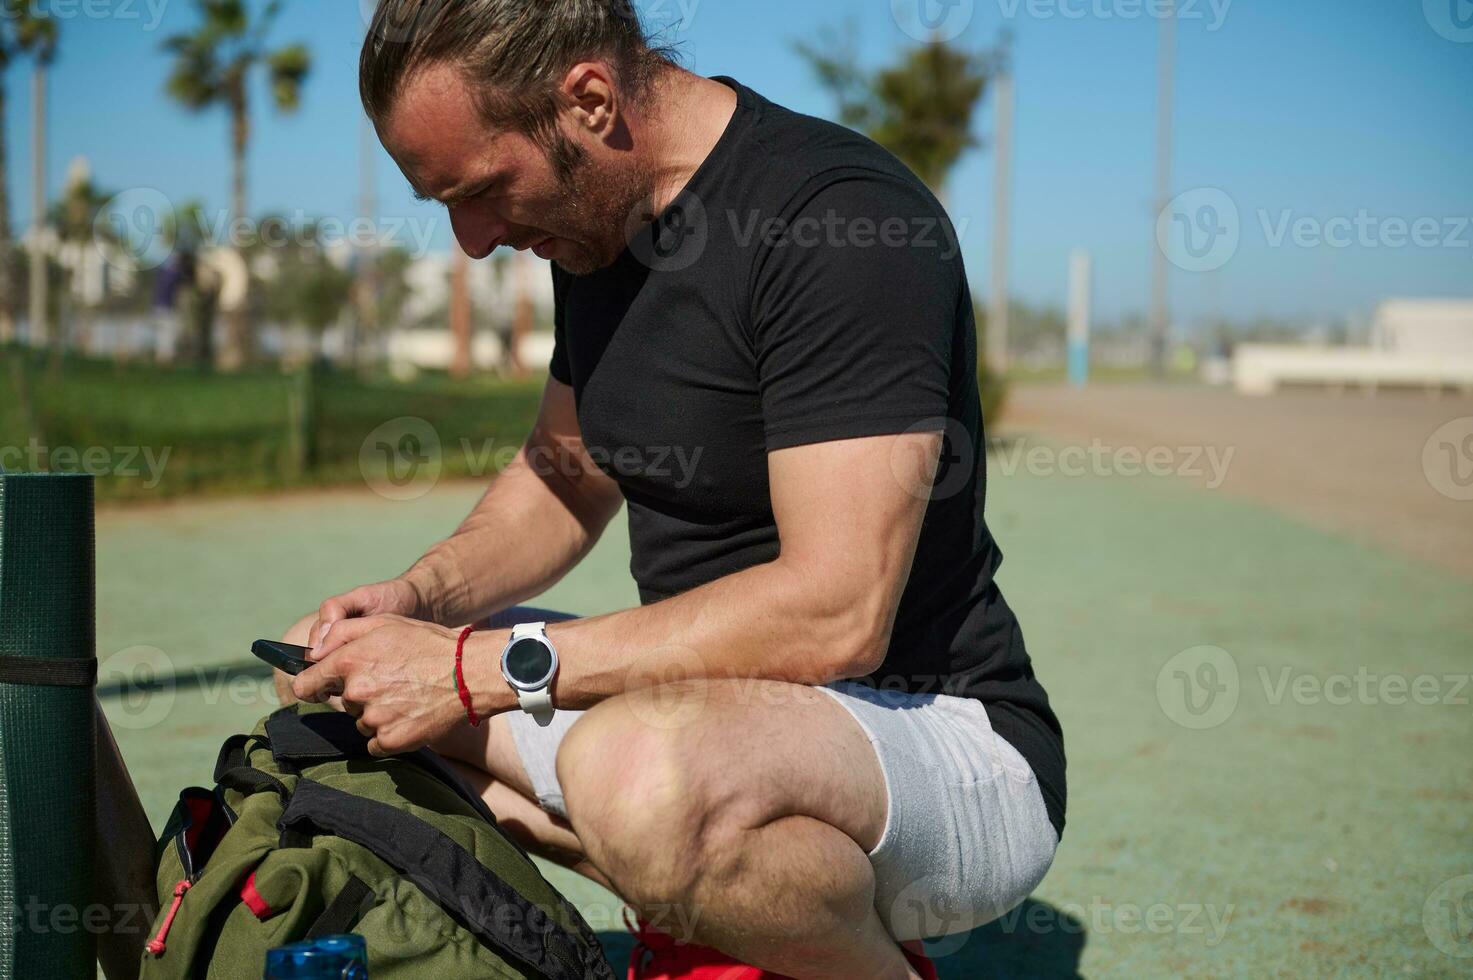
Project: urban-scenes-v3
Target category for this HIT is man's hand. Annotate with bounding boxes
[291,615,491,756]
[308,579,425,648]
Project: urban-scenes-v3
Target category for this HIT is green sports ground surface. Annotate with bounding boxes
[97,430,1473,978]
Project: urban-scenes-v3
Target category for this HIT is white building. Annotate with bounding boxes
[1233,298,1473,395]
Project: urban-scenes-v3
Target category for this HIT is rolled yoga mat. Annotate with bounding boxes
[0,473,98,978]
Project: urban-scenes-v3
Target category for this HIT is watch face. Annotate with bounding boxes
[504,637,555,687]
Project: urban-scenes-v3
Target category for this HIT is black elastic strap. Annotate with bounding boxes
[215,765,291,803]
[0,655,96,688]
[304,875,376,940]
[213,733,270,782]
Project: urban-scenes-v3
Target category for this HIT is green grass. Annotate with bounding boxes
[1,348,543,501]
[93,453,1472,977]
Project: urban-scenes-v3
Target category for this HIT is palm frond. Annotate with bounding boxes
[267,43,311,112]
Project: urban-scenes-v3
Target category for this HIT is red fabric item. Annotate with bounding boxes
[238,868,274,919]
[454,625,481,727]
[625,916,939,980]
[146,879,192,956]
[903,946,940,980]
[181,796,213,855]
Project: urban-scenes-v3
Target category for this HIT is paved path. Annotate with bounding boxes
[1005,383,1473,579]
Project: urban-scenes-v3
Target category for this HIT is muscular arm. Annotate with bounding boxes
[463,428,942,712]
[401,376,625,626]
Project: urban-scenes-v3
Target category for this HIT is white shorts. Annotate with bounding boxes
[494,613,1060,942]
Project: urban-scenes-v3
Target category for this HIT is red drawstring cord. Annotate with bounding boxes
[453,625,481,727]
[146,879,192,956]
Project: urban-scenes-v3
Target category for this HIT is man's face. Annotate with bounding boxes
[380,62,649,275]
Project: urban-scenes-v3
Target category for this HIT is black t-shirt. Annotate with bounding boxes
[550,78,1065,837]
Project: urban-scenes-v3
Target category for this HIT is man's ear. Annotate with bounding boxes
[560,62,619,140]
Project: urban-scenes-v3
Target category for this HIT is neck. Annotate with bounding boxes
[636,70,738,218]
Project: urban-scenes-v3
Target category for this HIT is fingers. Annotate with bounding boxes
[310,586,383,651]
[357,710,394,757]
[311,614,388,662]
[310,595,351,649]
[290,656,347,704]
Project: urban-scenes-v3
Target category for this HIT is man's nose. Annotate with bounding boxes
[449,205,509,260]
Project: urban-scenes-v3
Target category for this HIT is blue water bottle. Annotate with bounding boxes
[264,934,368,978]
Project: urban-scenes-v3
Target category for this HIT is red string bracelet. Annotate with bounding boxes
[453,625,481,728]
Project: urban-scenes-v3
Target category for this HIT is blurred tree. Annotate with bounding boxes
[796,25,991,197]
[373,247,414,333]
[257,218,353,361]
[163,0,311,371]
[47,167,113,363]
[0,1,56,341]
[162,199,215,367]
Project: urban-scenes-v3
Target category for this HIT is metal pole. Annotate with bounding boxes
[986,59,1014,375]
[1149,0,1177,378]
[29,64,47,349]
[1068,250,1092,388]
[450,245,472,380]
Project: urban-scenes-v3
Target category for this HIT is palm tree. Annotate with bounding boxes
[162,0,310,370]
[0,2,57,345]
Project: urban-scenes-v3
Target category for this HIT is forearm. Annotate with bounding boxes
[466,555,894,715]
[401,445,620,626]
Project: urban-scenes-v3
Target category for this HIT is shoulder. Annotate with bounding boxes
[730,82,938,219]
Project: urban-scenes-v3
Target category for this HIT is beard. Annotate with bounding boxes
[535,133,657,276]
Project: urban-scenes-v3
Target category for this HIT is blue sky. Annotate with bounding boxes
[14,0,1473,326]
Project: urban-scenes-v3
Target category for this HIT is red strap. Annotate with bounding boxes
[146,879,192,956]
[239,868,274,919]
[454,625,481,728]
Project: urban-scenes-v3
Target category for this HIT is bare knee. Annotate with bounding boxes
[556,696,732,907]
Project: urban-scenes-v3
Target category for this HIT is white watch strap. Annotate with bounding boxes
[508,622,555,726]
[518,687,555,727]
[510,621,547,640]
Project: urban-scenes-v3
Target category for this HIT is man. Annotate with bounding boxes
[282,2,1065,977]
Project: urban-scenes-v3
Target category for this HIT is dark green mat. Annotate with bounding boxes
[0,473,97,978]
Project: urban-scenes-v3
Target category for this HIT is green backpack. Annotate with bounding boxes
[139,702,615,980]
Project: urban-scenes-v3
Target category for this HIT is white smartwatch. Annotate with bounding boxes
[500,622,559,727]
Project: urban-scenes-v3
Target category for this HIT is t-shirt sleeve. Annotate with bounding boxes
[548,264,572,385]
[750,174,962,451]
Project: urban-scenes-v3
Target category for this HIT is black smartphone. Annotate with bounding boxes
[251,639,314,676]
